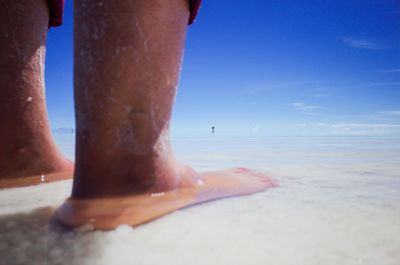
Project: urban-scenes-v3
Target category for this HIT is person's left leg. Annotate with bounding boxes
[53,0,277,230]
[0,0,73,188]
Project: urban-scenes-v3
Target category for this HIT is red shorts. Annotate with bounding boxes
[188,0,202,25]
[48,0,202,28]
[48,0,64,28]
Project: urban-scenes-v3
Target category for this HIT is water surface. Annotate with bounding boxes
[1,135,399,265]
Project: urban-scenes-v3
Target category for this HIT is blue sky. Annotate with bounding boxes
[45,0,400,136]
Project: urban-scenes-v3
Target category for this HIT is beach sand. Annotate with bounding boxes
[0,135,399,265]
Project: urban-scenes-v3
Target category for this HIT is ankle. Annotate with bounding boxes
[71,152,186,198]
[0,138,73,178]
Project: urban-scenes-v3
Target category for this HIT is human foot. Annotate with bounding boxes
[0,170,74,189]
[0,157,74,189]
[53,167,277,230]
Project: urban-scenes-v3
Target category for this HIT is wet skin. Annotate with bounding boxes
[0,171,74,189]
[55,168,277,230]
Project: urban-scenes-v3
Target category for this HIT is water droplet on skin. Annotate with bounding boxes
[27,97,32,102]
[41,175,45,182]
[151,192,165,197]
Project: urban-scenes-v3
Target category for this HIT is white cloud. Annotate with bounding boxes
[376,110,400,116]
[315,122,400,136]
[311,88,329,98]
[251,123,261,135]
[292,102,319,111]
[316,123,329,127]
[312,94,328,98]
[342,37,381,49]
[330,129,395,136]
[292,102,320,115]
[331,123,400,128]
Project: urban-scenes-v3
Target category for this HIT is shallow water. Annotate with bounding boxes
[0,135,399,265]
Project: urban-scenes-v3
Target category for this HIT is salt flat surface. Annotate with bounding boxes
[0,135,399,265]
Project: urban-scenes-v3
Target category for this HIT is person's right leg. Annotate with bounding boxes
[55,0,276,230]
[0,0,73,188]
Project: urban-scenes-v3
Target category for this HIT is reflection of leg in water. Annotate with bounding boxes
[0,0,73,189]
[54,0,277,230]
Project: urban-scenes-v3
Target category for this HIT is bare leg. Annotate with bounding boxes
[71,0,191,198]
[0,0,73,188]
[55,0,276,229]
